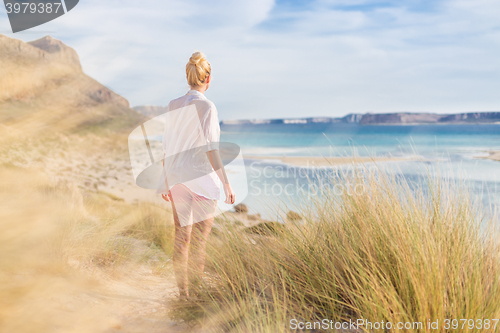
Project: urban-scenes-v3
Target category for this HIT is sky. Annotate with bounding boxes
[1,0,500,121]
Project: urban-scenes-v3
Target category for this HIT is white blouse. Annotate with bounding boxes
[156,90,221,200]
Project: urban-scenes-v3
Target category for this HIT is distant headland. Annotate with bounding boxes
[133,107,500,126]
[216,112,500,126]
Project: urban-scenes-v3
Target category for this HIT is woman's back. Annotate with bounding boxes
[162,90,219,157]
[159,89,221,200]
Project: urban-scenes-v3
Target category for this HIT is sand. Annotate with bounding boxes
[478,150,500,162]
[66,239,195,333]
[244,154,418,167]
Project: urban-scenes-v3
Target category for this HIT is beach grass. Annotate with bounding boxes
[0,161,175,332]
[174,164,500,332]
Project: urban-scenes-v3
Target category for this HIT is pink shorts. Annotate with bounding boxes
[170,184,217,227]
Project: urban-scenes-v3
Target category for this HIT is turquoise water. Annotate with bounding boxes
[220,123,500,220]
[221,123,500,156]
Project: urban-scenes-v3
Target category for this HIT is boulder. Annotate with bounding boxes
[234,203,248,214]
[244,221,284,236]
[286,210,302,221]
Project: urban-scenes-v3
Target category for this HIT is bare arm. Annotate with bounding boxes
[206,149,235,204]
[161,153,171,202]
[206,150,229,184]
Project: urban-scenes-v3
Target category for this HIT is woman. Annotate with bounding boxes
[160,51,236,298]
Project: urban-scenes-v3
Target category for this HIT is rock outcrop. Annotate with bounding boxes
[437,112,500,124]
[0,34,142,134]
[28,35,82,70]
[359,113,443,125]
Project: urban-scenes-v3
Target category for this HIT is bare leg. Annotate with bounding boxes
[172,201,192,297]
[188,216,214,292]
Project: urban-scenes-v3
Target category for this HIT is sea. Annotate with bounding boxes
[219,123,500,221]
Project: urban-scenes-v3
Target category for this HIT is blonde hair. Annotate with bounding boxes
[186,51,211,87]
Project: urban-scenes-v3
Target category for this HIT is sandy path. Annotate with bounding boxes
[95,265,188,333]
[66,238,199,333]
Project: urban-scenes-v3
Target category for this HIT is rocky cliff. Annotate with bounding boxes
[0,35,143,135]
[359,113,443,125]
[359,112,500,124]
[28,35,82,70]
[437,112,500,123]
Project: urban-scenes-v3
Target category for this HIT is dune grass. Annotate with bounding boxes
[0,160,175,332]
[173,164,500,332]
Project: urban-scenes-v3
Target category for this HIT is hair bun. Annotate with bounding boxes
[189,51,205,66]
[186,51,211,87]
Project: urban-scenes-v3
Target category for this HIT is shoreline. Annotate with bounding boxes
[244,155,417,167]
[476,150,500,162]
